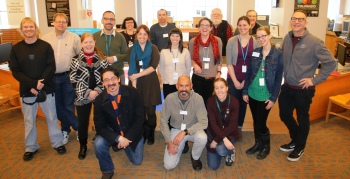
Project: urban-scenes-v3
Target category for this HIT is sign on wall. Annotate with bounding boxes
[6,0,25,26]
[294,0,320,17]
[45,0,71,27]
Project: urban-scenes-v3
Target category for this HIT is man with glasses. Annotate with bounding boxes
[42,13,81,144]
[150,9,176,51]
[93,11,128,84]
[210,8,233,56]
[94,67,144,179]
[234,10,261,36]
[279,10,336,162]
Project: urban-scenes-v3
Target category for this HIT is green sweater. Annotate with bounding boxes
[93,30,128,74]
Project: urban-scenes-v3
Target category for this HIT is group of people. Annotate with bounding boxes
[9,7,336,179]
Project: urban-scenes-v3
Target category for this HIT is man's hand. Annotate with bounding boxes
[299,78,314,89]
[117,136,132,149]
[37,79,44,90]
[106,56,115,64]
[173,130,186,146]
[166,141,178,155]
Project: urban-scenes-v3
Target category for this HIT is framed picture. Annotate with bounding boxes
[270,24,279,37]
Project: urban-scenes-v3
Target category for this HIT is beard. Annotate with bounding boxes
[178,90,190,100]
[212,19,222,26]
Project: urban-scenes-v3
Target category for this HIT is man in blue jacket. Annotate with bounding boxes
[93,67,144,179]
[279,10,336,162]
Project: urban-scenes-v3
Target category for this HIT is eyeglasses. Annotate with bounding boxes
[125,21,134,24]
[200,24,210,28]
[103,76,118,83]
[256,34,268,40]
[103,17,115,21]
[247,15,256,18]
[55,21,67,24]
[291,17,305,22]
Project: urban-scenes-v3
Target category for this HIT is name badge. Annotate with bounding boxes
[203,57,210,62]
[259,78,265,86]
[163,33,168,38]
[172,58,179,63]
[139,61,143,66]
[173,72,179,80]
[252,52,260,57]
[180,110,188,115]
[204,63,209,69]
[242,65,247,73]
[181,123,186,130]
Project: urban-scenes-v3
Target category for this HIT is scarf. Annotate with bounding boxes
[84,51,95,66]
[107,88,124,136]
[128,40,152,75]
[192,34,220,68]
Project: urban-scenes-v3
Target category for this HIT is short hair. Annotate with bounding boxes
[237,16,251,26]
[121,17,137,29]
[211,8,223,16]
[165,28,184,53]
[199,17,213,27]
[102,11,115,18]
[157,9,167,15]
[293,9,307,18]
[53,13,68,23]
[101,66,120,81]
[19,17,40,37]
[246,9,258,16]
[135,24,150,40]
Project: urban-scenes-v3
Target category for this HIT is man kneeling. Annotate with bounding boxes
[160,76,208,171]
[94,67,144,179]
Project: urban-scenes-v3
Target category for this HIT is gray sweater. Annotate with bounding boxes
[282,29,336,86]
[226,35,260,66]
[160,91,208,143]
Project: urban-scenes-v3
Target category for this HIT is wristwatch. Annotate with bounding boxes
[184,129,189,135]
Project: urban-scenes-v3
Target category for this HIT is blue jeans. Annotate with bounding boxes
[21,94,64,152]
[207,137,236,170]
[228,78,247,127]
[53,74,78,132]
[94,135,144,173]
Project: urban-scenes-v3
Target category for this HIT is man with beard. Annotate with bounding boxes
[93,11,128,85]
[160,76,208,171]
[93,67,144,179]
[210,8,233,56]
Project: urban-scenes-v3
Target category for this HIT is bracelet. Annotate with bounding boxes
[217,71,222,74]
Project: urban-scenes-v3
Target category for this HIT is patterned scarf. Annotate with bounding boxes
[128,40,152,75]
[192,34,220,67]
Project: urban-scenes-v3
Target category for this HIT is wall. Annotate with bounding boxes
[270,0,329,41]
[231,0,255,28]
[115,0,137,25]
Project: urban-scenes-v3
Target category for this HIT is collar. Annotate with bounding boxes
[288,28,308,40]
[55,30,67,39]
[102,85,130,103]
[100,29,116,37]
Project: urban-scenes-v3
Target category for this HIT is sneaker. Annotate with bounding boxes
[62,131,69,145]
[279,142,295,152]
[287,148,304,162]
[225,150,235,166]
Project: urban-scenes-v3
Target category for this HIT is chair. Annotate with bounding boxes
[0,84,21,113]
[325,93,350,123]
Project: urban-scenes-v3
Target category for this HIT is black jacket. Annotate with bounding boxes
[93,85,144,151]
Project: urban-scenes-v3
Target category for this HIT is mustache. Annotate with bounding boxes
[108,84,116,88]
[179,90,190,94]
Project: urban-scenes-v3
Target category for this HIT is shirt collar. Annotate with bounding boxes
[100,29,116,37]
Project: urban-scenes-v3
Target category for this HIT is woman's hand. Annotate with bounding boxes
[210,140,218,149]
[129,74,138,82]
[88,90,99,101]
[243,95,249,103]
[223,137,235,150]
[233,80,242,89]
[193,64,202,74]
[265,100,275,110]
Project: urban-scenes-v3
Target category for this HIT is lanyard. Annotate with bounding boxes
[105,34,112,56]
[107,88,124,136]
[261,59,265,78]
[179,98,191,121]
[171,49,179,71]
[202,46,210,58]
[239,36,250,65]
[215,96,230,123]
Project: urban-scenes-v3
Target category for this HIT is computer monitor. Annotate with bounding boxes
[0,42,12,64]
[342,20,350,33]
[336,43,347,66]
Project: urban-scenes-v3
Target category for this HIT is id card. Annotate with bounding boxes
[163,33,168,38]
[139,61,143,66]
[204,63,209,69]
[203,57,210,62]
[181,123,186,130]
[172,58,179,63]
[259,78,265,86]
[173,72,179,80]
[180,110,188,115]
[252,52,260,57]
[242,65,247,73]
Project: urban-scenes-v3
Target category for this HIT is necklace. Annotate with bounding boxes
[84,54,94,59]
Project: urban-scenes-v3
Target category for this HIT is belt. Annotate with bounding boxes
[283,83,315,90]
[54,71,69,76]
[193,73,215,80]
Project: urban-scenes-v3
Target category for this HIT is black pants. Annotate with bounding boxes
[228,78,247,127]
[145,105,156,127]
[76,103,92,146]
[278,85,315,150]
[248,96,271,134]
[163,84,177,99]
[191,73,214,105]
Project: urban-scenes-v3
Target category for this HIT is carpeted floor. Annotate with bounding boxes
[0,109,349,178]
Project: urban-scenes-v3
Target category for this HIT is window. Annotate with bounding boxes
[255,0,272,17]
[0,0,9,28]
[91,0,115,21]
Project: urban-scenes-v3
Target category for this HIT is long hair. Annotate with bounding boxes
[19,17,40,37]
[256,26,275,46]
[212,78,229,95]
[164,28,184,53]
[80,33,105,60]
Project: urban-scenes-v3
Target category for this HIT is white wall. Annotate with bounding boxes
[115,0,136,25]
[231,0,255,28]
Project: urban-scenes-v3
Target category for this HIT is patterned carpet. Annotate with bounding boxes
[0,109,349,179]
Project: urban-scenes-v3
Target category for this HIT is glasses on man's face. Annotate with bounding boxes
[103,17,115,21]
[200,24,210,28]
[55,21,67,24]
[103,76,118,83]
[247,15,256,18]
[256,34,268,40]
[291,17,305,22]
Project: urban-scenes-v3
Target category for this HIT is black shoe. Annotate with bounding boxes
[190,155,202,171]
[78,145,87,160]
[147,126,155,145]
[23,150,38,161]
[54,146,66,155]
[182,141,189,154]
[287,148,304,162]
[257,147,270,160]
[246,142,262,154]
[280,141,295,152]
[112,145,120,152]
[101,171,114,179]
